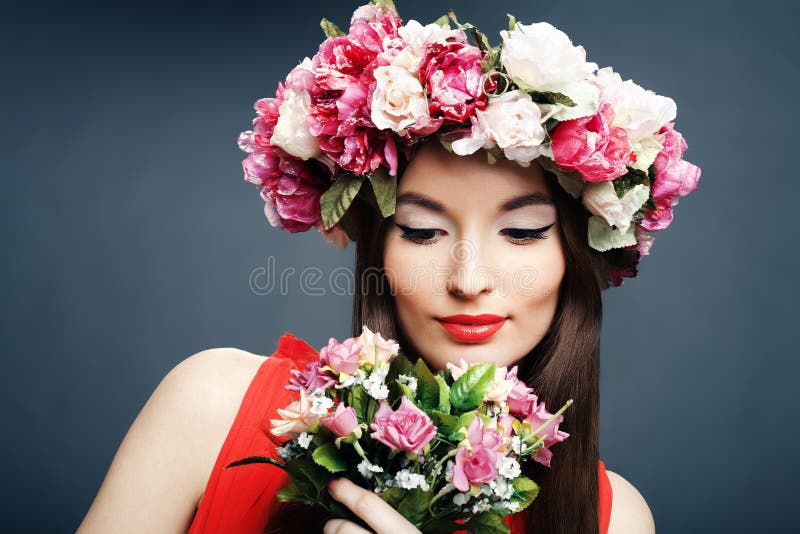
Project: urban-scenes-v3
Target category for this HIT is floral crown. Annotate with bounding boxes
[237,0,701,287]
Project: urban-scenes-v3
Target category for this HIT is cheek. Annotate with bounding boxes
[383,238,441,317]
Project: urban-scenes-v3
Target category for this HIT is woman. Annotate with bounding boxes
[78,142,655,533]
[80,2,698,531]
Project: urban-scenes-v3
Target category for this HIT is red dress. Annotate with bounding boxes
[188,333,613,534]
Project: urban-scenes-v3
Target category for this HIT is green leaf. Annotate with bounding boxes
[312,443,348,473]
[421,513,463,534]
[587,215,638,252]
[319,18,345,38]
[433,14,450,28]
[432,411,459,438]
[320,173,365,230]
[350,384,370,424]
[514,83,577,107]
[467,511,510,534]
[378,487,407,508]
[434,374,451,413]
[367,167,397,218]
[450,363,495,412]
[224,455,285,470]
[414,358,440,412]
[284,455,326,496]
[397,487,434,526]
[510,476,540,512]
[612,167,650,199]
[507,13,517,31]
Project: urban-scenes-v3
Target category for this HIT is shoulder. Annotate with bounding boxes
[78,347,267,532]
[606,469,655,534]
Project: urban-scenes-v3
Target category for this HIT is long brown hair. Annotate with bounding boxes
[270,159,613,533]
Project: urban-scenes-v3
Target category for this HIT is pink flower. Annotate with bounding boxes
[451,416,504,491]
[550,102,636,182]
[420,41,486,124]
[525,402,570,467]
[369,397,437,455]
[505,367,538,417]
[321,403,360,438]
[310,36,399,176]
[319,337,362,375]
[239,85,330,233]
[286,361,337,392]
[642,123,701,232]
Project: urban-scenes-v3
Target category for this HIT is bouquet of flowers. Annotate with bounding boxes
[226,326,572,533]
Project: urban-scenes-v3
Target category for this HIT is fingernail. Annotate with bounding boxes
[327,478,338,491]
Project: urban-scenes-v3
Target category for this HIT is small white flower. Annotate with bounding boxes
[437,483,455,496]
[453,492,470,506]
[511,436,523,455]
[471,499,492,513]
[357,460,384,479]
[363,366,390,400]
[276,445,291,460]
[397,374,418,396]
[308,389,334,416]
[297,432,313,449]
[394,469,430,491]
[504,501,521,512]
[493,477,515,500]
[499,457,522,479]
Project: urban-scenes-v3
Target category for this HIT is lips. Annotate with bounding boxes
[436,314,507,343]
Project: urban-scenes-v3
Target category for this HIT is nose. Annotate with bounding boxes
[445,238,496,299]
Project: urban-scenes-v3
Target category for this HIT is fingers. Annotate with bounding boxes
[327,478,421,534]
[323,519,372,534]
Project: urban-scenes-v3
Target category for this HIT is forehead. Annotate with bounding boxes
[397,142,551,207]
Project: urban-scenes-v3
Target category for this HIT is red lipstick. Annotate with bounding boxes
[436,314,507,343]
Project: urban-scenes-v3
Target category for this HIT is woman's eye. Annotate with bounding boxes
[394,223,443,245]
[501,224,555,244]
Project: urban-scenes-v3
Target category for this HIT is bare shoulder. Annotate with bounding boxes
[77,347,267,533]
[606,469,656,534]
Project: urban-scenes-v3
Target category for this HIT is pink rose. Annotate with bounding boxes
[453,445,497,491]
[319,337,362,375]
[286,361,337,392]
[505,367,538,417]
[369,397,437,455]
[420,41,486,124]
[322,403,360,438]
[525,402,570,467]
[550,102,636,182]
[641,123,701,232]
[451,416,503,491]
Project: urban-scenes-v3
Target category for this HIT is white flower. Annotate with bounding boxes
[363,365,390,401]
[485,366,514,404]
[270,82,320,160]
[451,90,547,165]
[500,22,598,93]
[394,469,430,491]
[498,457,522,479]
[297,432,313,449]
[493,477,516,500]
[370,66,430,133]
[356,325,400,365]
[504,501,521,512]
[308,388,334,416]
[582,181,650,233]
[471,499,492,513]
[593,67,677,144]
[511,436,522,455]
[453,492,470,506]
[397,374,418,396]
[357,460,384,479]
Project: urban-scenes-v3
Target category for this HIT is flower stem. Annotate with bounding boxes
[352,439,383,488]
[529,399,573,437]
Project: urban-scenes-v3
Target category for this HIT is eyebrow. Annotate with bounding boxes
[395,191,553,213]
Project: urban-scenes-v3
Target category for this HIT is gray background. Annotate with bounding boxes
[3,0,798,532]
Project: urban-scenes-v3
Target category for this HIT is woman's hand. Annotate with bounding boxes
[323,478,422,534]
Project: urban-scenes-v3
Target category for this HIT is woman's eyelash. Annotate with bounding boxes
[394,223,555,244]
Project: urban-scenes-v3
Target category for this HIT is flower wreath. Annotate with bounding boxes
[237,0,701,287]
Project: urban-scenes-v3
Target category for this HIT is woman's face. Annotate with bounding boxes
[383,141,566,371]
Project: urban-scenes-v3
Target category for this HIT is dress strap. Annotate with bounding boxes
[598,459,613,534]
